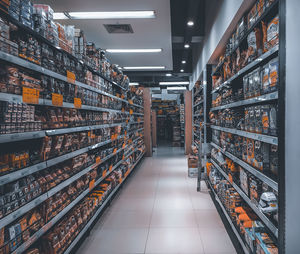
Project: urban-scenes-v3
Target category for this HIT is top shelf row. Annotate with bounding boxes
[211,0,279,77]
[0,4,130,98]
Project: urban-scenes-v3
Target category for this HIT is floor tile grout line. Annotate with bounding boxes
[143,158,162,254]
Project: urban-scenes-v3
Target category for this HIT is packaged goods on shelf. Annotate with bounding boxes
[208,165,278,253]
[212,1,279,92]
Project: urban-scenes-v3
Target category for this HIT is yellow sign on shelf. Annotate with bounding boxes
[67,70,76,84]
[74,98,82,108]
[22,87,39,104]
[52,93,63,106]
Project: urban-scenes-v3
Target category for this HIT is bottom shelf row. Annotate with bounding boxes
[207,165,278,254]
[1,149,145,254]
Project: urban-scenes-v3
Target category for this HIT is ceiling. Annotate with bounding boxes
[33,0,205,88]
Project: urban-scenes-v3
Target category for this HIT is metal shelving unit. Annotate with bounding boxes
[211,159,278,237]
[0,46,127,95]
[211,0,279,78]
[206,180,251,254]
[210,125,278,145]
[210,142,278,191]
[211,91,278,111]
[64,151,145,254]
[0,92,127,114]
[211,46,279,93]
[12,147,143,254]
[0,122,126,144]
[0,145,126,229]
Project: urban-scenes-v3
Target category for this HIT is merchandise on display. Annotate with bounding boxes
[0,1,145,253]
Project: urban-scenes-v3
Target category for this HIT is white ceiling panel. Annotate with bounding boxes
[33,0,173,70]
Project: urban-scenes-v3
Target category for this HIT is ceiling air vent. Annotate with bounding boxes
[104,24,133,33]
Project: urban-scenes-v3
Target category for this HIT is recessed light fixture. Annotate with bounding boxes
[53,11,156,20]
[167,87,186,91]
[180,69,184,72]
[159,81,189,85]
[187,21,194,26]
[123,66,165,70]
[182,60,186,64]
[129,82,139,86]
[184,44,190,49]
[106,49,162,53]
[166,73,172,77]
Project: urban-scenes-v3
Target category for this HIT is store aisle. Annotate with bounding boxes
[76,146,236,254]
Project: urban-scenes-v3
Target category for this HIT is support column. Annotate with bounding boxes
[143,88,152,157]
[284,0,300,252]
[184,90,192,155]
[151,111,157,148]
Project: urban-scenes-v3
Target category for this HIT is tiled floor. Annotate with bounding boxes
[76,145,236,254]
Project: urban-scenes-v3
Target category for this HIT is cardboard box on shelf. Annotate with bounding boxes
[188,154,198,168]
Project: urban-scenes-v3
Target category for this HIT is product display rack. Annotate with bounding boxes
[192,66,212,191]
[206,179,251,254]
[63,151,145,254]
[211,159,278,237]
[0,4,146,253]
[205,0,282,252]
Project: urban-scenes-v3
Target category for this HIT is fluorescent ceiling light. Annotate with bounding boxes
[167,87,186,90]
[123,66,165,70]
[54,11,156,20]
[129,82,139,86]
[184,44,190,49]
[182,60,186,64]
[180,69,184,72]
[106,49,162,53]
[159,81,189,85]
[187,21,194,26]
[53,13,68,19]
[166,73,172,77]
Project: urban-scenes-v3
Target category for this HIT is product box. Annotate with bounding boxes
[240,167,249,196]
[249,176,262,206]
[253,140,270,171]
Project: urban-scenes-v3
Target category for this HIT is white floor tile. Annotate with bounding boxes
[145,228,204,253]
[150,210,197,228]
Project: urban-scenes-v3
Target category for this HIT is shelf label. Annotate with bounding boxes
[74,98,82,108]
[128,99,133,105]
[52,93,63,106]
[22,87,39,104]
[96,156,101,164]
[67,70,76,84]
[89,179,95,191]
[129,109,133,115]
